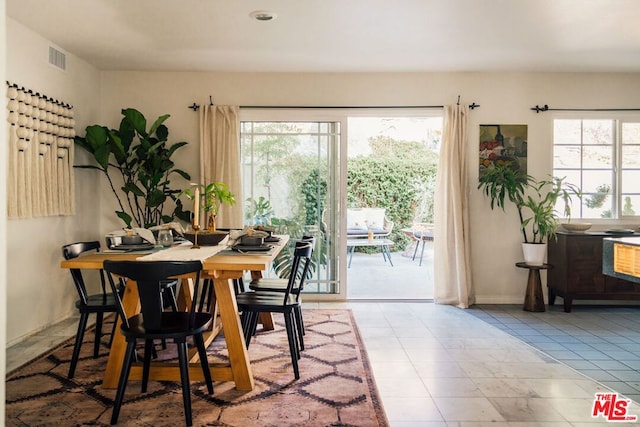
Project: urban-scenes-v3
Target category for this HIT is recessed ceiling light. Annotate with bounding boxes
[249,10,277,21]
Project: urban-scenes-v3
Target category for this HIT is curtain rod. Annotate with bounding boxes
[531,104,640,113]
[189,102,479,111]
[189,95,479,111]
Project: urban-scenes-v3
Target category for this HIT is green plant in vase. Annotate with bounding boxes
[184,182,236,232]
[478,164,581,265]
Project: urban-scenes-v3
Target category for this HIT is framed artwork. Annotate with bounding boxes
[479,124,528,179]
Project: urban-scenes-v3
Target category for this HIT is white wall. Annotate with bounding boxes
[5,22,640,345]
[5,18,102,345]
[1,0,8,416]
[100,71,640,304]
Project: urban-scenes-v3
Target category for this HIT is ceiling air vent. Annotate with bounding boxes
[48,46,66,71]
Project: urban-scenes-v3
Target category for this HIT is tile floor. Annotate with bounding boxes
[9,301,640,425]
[470,304,640,404]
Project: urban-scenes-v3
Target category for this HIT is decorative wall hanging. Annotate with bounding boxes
[6,82,75,218]
[479,124,528,179]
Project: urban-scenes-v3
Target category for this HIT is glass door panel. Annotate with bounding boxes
[240,121,340,294]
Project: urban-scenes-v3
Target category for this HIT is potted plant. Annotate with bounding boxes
[183,182,236,245]
[478,164,580,265]
[74,108,191,228]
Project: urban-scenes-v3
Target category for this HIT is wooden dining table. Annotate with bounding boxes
[60,235,289,390]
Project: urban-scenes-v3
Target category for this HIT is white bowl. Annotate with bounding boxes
[560,223,592,232]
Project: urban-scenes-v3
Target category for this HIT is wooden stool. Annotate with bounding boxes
[516,262,552,312]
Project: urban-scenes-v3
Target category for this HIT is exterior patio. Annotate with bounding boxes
[347,240,434,300]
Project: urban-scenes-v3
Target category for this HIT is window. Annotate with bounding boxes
[553,118,640,219]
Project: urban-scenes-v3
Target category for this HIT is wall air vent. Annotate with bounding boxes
[48,46,66,71]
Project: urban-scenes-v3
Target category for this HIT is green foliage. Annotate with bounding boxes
[74,108,190,228]
[300,168,327,226]
[585,184,610,209]
[245,196,275,225]
[184,182,235,216]
[478,165,581,243]
[347,157,436,248]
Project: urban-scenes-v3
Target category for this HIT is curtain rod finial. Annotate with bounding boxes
[530,104,549,113]
[188,103,200,111]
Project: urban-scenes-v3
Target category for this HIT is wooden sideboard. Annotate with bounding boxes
[547,231,640,312]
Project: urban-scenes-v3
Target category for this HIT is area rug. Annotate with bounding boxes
[6,309,388,426]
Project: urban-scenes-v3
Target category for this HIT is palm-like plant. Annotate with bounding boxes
[478,165,532,242]
[478,165,581,243]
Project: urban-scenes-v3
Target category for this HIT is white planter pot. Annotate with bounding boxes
[522,242,547,266]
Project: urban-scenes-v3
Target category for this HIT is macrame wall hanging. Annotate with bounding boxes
[6,82,76,219]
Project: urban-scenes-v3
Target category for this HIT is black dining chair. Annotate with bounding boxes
[62,241,122,379]
[103,260,214,427]
[235,241,314,379]
[247,236,315,350]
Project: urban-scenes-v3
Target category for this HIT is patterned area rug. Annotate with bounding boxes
[6,309,388,426]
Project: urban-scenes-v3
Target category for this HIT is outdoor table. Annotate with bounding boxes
[346,238,394,267]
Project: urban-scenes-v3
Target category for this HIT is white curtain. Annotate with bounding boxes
[199,105,244,228]
[433,104,475,308]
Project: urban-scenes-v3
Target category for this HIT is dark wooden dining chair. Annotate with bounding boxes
[235,241,314,379]
[62,241,121,379]
[103,260,214,427]
[247,236,315,350]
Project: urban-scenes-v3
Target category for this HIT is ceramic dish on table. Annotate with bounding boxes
[231,244,273,253]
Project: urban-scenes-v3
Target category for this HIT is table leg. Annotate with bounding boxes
[103,279,140,388]
[212,275,255,389]
[419,240,427,266]
[348,246,354,268]
[523,269,545,312]
[383,245,394,266]
[250,271,275,331]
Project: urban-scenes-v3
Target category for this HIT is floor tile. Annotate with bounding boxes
[433,397,505,422]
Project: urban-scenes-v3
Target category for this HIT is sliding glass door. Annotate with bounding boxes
[240,108,442,300]
[240,113,341,295]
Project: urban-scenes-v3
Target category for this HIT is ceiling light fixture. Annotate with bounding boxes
[249,10,277,21]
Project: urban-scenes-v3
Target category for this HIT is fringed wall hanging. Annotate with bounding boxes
[6,82,75,219]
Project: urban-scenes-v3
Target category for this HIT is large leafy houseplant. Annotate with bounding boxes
[478,164,580,244]
[74,108,191,228]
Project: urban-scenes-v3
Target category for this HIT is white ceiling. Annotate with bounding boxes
[7,0,640,73]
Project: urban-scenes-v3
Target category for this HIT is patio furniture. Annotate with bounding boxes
[347,238,395,267]
[346,208,394,238]
[402,224,434,266]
